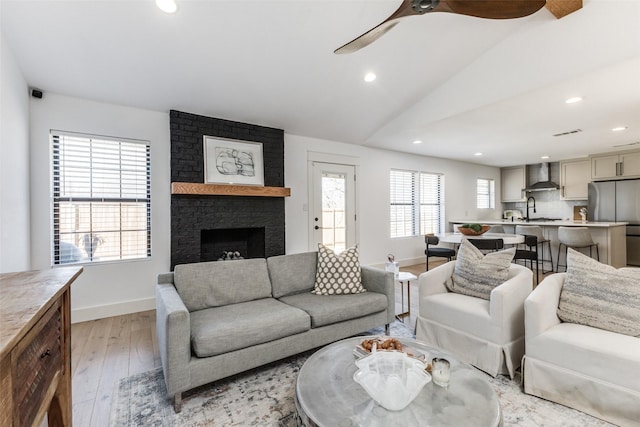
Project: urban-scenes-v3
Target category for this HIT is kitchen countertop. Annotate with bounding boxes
[451,219,628,228]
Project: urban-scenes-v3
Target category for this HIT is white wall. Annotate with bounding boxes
[24,94,498,321]
[284,134,501,266]
[0,33,31,273]
[29,93,171,322]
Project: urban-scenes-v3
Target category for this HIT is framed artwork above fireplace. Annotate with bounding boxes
[204,136,264,186]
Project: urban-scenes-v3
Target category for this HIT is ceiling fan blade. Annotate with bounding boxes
[334,0,423,55]
[335,0,547,54]
[440,0,547,20]
[545,0,582,19]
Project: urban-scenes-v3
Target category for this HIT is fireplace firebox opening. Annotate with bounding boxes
[200,227,266,262]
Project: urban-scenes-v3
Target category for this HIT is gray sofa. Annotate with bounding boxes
[156,251,395,411]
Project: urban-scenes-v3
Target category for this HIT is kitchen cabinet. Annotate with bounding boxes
[501,166,526,202]
[591,151,640,180]
[560,159,590,200]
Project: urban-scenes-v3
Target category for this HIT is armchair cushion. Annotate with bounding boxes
[557,249,640,337]
[446,239,515,300]
[312,244,365,295]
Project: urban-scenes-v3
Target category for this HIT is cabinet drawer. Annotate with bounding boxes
[12,303,62,427]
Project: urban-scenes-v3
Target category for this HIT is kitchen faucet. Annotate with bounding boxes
[526,196,536,222]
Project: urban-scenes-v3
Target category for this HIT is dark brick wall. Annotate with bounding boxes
[170,110,285,268]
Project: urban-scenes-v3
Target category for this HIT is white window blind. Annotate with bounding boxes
[390,169,443,238]
[51,132,151,265]
[477,178,495,209]
[420,173,442,235]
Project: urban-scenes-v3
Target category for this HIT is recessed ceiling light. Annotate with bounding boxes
[156,0,177,13]
[474,152,483,156]
[364,72,376,83]
[612,126,628,132]
[565,96,583,104]
[412,140,423,144]
[541,155,550,159]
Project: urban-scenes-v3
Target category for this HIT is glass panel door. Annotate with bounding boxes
[310,162,356,252]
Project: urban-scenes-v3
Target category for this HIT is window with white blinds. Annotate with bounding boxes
[477,178,495,209]
[51,132,151,265]
[390,169,443,238]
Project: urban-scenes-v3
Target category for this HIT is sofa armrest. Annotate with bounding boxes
[418,261,455,298]
[156,281,191,396]
[525,273,565,343]
[490,263,533,341]
[361,265,395,324]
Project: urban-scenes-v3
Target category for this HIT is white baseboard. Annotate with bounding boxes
[71,297,155,323]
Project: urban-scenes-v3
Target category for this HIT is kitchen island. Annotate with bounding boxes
[450,220,627,268]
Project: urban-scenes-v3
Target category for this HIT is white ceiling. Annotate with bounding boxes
[1,0,639,167]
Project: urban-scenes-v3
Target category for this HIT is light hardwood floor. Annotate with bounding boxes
[69,258,543,425]
[70,310,161,426]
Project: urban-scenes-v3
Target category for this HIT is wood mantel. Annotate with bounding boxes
[171,182,291,197]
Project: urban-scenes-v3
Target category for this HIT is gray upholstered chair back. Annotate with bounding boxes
[558,227,595,247]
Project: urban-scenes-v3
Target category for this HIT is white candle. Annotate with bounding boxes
[432,358,450,387]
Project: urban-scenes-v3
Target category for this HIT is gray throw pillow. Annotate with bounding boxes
[312,244,365,295]
[557,249,640,337]
[447,239,515,300]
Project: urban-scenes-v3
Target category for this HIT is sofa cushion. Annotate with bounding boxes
[557,249,640,337]
[526,322,640,392]
[279,291,387,328]
[190,298,311,357]
[174,259,272,311]
[267,252,318,298]
[312,244,365,295]
[447,239,515,300]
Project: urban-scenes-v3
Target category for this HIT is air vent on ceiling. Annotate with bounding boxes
[553,129,583,137]
[613,141,640,148]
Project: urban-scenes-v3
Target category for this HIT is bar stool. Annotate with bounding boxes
[425,235,456,270]
[556,226,599,272]
[513,235,539,284]
[515,225,553,273]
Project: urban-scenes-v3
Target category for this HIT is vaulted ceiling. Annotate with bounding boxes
[2,0,639,166]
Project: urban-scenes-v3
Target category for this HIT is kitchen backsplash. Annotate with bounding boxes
[504,192,587,220]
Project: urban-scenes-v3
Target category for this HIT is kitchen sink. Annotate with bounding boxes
[527,217,562,222]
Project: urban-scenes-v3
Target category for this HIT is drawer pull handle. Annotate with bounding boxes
[40,348,51,359]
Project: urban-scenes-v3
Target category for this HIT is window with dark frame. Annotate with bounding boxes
[51,132,151,265]
[390,169,443,238]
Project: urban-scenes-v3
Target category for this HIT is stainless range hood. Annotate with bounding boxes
[523,162,560,192]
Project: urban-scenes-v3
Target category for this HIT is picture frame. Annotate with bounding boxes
[203,136,264,186]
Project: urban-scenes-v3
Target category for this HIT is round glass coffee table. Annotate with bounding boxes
[295,336,502,427]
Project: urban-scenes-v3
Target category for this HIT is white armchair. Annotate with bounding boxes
[523,273,640,426]
[416,261,532,378]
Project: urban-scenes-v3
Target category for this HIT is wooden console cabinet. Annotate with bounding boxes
[1,267,82,427]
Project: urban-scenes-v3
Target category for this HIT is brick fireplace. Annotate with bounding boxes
[170,110,285,268]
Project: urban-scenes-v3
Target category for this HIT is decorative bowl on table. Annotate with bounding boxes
[353,350,431,411]
[457,224,491,236]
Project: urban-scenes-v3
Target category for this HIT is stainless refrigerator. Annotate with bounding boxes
[588,180,640,265]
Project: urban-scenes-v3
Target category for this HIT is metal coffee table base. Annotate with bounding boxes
[295,337,502,427]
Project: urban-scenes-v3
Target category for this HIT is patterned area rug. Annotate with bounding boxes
[110,322,612,426]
